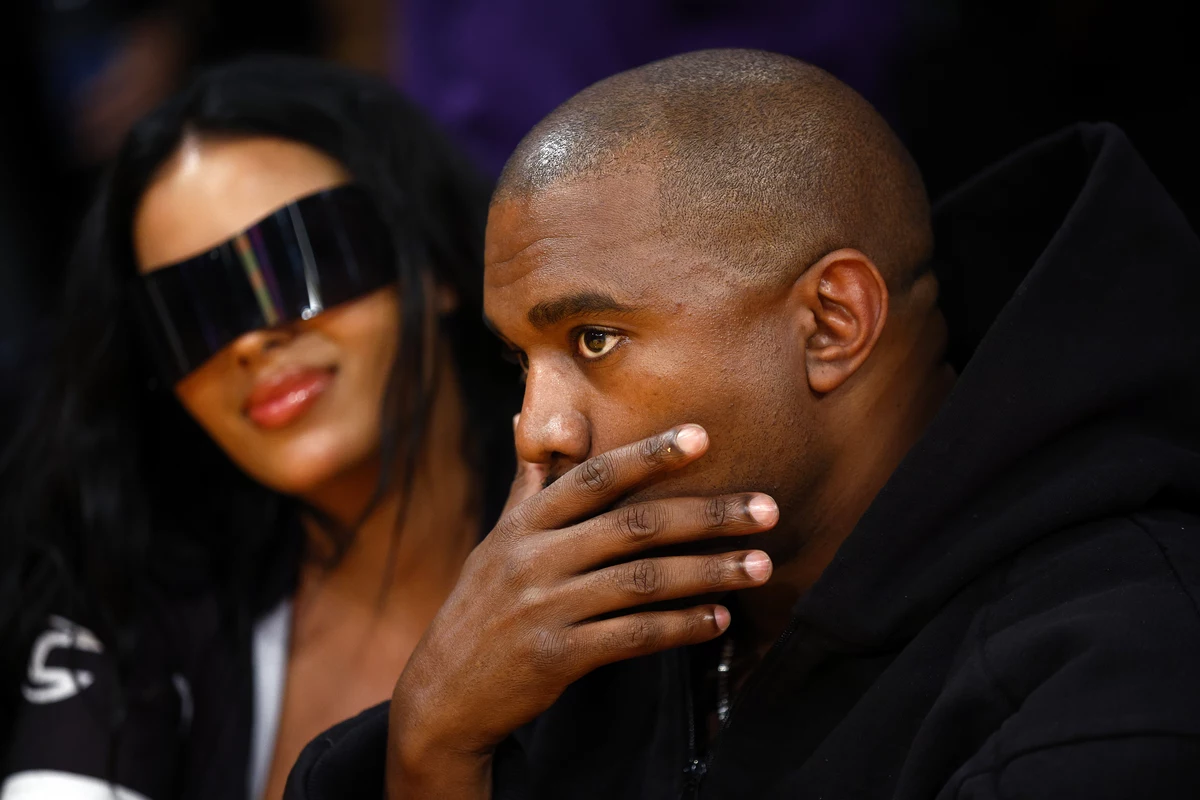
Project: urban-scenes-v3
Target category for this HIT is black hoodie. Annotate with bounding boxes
[285,123,1200,799]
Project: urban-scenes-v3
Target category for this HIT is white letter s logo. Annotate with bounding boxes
[22,615,104,704]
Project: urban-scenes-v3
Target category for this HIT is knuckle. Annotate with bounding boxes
[701,555,731,589]
[490,514,514,542]
[626,559,662,597]
[516,584,548,613]
[579,454,615,494]
[674,611,702,643]
[616,504,664,544]
[625,616,661,651]
[495,505,531,540]
[529,627,572,669]
[497,547,533,591]
[637,433,673,467]
[703,496,731,529]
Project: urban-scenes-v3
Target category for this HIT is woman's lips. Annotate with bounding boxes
[244,368,334,430]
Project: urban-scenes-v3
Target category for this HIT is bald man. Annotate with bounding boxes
[287,50,1200,800]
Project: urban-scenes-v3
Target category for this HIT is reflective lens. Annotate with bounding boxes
[135,185,394,384]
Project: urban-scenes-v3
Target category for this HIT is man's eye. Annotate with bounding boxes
[577,329,620,360]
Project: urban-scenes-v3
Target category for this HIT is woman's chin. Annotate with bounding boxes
[257,468,338,498]
[241,443,375,498]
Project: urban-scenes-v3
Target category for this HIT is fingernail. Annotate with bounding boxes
[743,551,773,581]
[674,425,707,455]
[714,605,731,631]
[747,495,778,525]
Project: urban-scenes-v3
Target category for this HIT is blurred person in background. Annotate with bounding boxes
[38,0,190,166]
[0,57,518,800]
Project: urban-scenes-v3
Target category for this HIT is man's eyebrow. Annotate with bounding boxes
[527,291,640,329]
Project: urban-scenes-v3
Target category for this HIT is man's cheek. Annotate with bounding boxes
[584,395,702,461]
[585,419,667,462]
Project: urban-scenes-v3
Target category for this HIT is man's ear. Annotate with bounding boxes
[791,248,888,394]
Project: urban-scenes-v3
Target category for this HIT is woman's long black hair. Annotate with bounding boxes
[0,57,518,736]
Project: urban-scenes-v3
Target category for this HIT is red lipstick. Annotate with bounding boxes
[244,368,333,429]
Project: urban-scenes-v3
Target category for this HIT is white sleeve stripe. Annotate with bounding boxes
[0,771,152,800]
[249,598,292,800]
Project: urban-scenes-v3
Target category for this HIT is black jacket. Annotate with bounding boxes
[285,123,1200,799]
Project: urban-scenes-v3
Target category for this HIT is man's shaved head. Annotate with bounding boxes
[496,48,932,290]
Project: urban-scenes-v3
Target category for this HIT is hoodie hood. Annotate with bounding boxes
[797,122,1200,648]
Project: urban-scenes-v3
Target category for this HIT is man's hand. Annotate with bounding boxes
[386,424,777,798]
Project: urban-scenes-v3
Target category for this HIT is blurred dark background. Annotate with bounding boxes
[0,0,1194,433]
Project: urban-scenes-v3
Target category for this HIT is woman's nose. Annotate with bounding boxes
[228,326,294,368]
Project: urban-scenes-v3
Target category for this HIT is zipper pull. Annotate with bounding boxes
[682,757,707,797]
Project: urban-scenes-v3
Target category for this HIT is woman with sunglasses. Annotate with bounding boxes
[0,57,518,800]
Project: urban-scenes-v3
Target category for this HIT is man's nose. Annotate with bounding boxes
[228,325,294,368]
[515,362,590,468]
